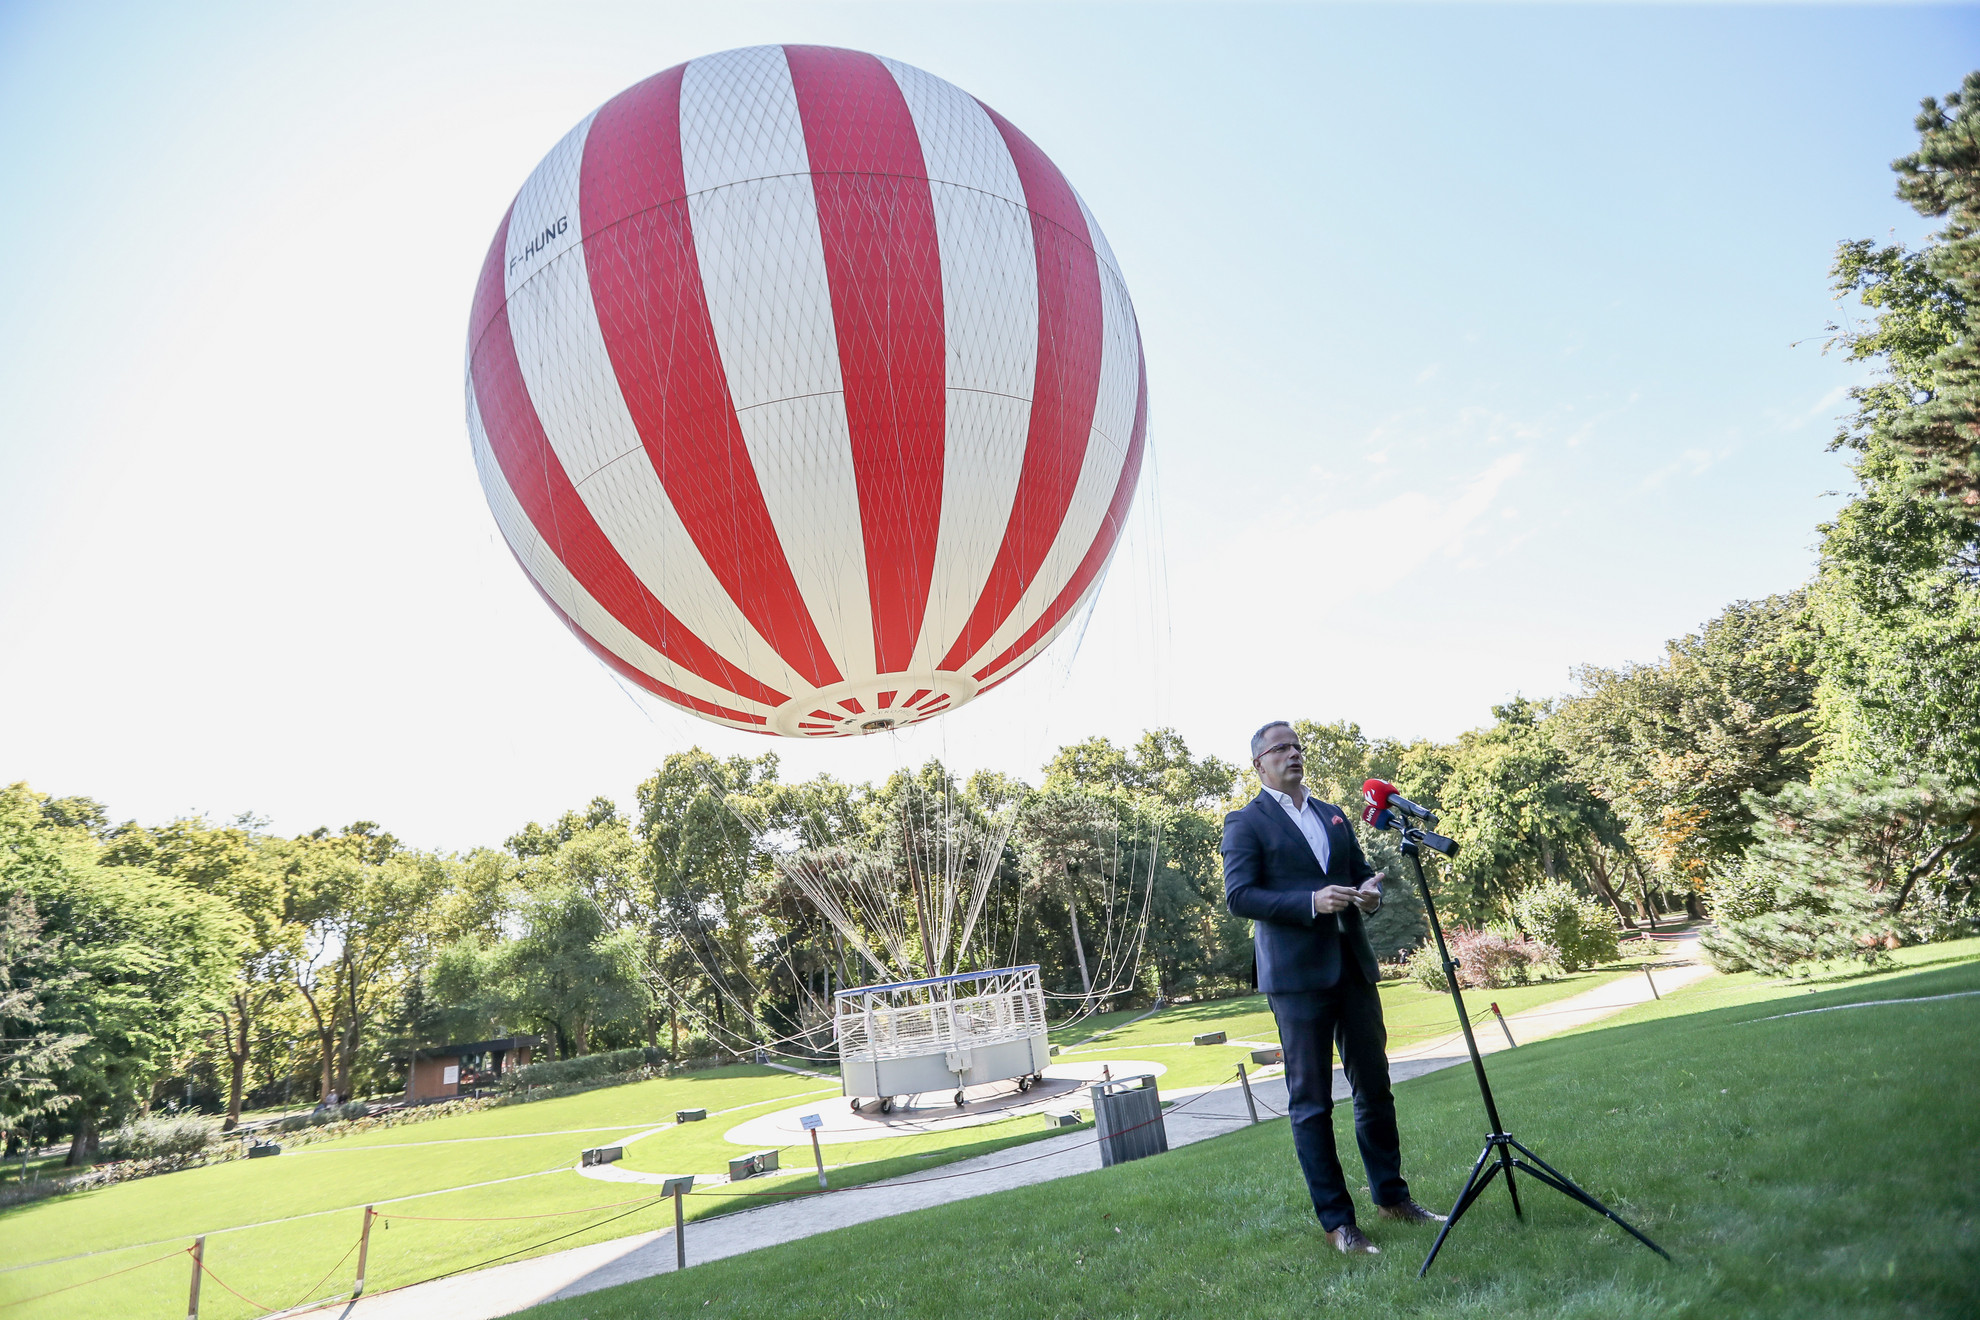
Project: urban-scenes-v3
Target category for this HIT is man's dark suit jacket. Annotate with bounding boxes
[1223,792,1382,993]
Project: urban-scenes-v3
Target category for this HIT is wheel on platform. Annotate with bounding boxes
[879,1096,894,1115]
[1017,1075,1033,1093]
[954,1089,966,1108]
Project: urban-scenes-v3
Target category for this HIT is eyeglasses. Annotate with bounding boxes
[1256,741,1302,760]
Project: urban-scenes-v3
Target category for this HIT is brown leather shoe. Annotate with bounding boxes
[1326,1223,1380,1254]
[1376,1197,1448,1225]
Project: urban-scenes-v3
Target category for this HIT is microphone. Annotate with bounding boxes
[1361,803,1397,832]
[1362,779,1439,826]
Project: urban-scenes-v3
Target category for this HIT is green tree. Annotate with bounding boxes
[1553,594,1818,894]
[290,824,445,1101]
[1882,71,1980,511]
[1,784,239,1161]
[497,886,651,1058]
[1701,776,1980,975]
[1402,701,1637,928]
[103,818,300,1129]
[1812,73,1980,783]
[637,751,779,1042]
[1,893,85,1156]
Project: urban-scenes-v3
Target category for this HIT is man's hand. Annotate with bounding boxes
[1313,885,1361,915]
[1353,872,1385,915]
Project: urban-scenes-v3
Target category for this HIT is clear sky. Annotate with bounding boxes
[2,2,1974,849]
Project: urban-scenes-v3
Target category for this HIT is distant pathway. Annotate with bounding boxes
[325,934,1711,1320]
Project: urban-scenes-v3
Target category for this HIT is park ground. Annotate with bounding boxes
[517,938,1980,1320]
[4,938,1975,1318]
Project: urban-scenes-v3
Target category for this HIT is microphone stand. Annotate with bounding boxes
[1398,826,1670,1276]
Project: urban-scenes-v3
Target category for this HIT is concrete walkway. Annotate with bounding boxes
[323,935,1709,1320]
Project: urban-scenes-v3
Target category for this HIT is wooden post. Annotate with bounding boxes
[673,1186,686,1270]
[186,1236,205,1320]
[1236,1063,1259,1124]
[810,1127,827,1189]
[1642,964,1660,1000]
[353,1205,375,1297]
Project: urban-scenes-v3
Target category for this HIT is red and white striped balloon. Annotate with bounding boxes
[467,45,1146,738]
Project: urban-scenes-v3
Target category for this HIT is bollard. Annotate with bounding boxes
[186,1236,205,1320]
[1489,1002,1517,1049]
[354,1206,375,1298]
[810,1128,827,1189]
[1237,1063,1259,1125]
[1642,964,1660,999]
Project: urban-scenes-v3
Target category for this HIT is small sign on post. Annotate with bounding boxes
[662,1175,694,1271]
[801,1113,827,1189]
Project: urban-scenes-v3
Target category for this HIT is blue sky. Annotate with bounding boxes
[1,2,1974,847]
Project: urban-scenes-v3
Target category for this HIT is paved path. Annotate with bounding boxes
[323,935,1708,1320]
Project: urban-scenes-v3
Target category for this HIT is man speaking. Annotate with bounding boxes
[1223,721,1444,1254]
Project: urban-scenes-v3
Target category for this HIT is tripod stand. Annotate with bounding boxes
[1399,828,1670,1276]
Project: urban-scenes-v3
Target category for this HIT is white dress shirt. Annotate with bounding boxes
[1261,783,1331,872]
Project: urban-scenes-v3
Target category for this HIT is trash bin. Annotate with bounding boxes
[1090,1073,1167,1168]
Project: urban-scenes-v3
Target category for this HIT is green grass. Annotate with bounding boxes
[518,951,1980,1320]
[1057,952,1669,1090]
[0,1062,1099,1319]
[0,1067,837,1318]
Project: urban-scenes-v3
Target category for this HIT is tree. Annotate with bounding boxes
[1700,776,1980,975]
[290,824,445,1101]
[1812,74,1980,784]
[1401,700,1636,926]
[1553,594,1818,893]
[1,784,239,1161]
[637,752,780,1043]
[1883,72,1980,512]
[0,893,85,1154]
[497,886,650,1058]
[103,819,299,1129]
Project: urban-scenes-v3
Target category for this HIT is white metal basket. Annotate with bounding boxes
[835,964,1050,1104]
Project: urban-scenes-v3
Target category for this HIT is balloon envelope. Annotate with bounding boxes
[467,45,1146,737]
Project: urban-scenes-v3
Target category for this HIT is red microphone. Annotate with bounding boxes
[1363,778,1439,825]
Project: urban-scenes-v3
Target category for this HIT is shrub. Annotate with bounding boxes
[100,1114,215,1162]
[338,1101,371,1121]
[504,1045,673,1091]
[1512,881,1623,971]
[277,1114,311,1133]
[1410,928,1557,991]
[1703,776,1980,976]
[1404,942,1449,993]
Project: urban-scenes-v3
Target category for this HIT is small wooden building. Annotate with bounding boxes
[408,1036,541,1103]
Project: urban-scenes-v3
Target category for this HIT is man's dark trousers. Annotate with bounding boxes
[1270,958,1407,1231]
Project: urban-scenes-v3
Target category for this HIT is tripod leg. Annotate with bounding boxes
[1507,1140,1671,1261]
[1419,1143,1500,1278]
[1500,1141,1523,1220]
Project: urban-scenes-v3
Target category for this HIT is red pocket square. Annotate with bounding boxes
[1332,815,1345,825]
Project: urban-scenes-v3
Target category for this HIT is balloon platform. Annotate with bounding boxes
[724,1059,1168,1147]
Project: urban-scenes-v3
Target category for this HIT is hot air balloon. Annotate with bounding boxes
[466,45,1147,738]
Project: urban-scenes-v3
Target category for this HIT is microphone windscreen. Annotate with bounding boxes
[1360,803,1397,831]
[1362,778,1395,809]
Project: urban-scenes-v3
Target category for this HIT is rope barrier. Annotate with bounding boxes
[196,1257,275,1313]
[0,1246,187,1312]
[382,1190,668,1224]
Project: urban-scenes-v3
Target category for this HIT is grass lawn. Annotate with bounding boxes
[518,949,1980,1320]
[1056,946,1673,1091]
[0,1061,1104,1319]
[0,1066,837,1318]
